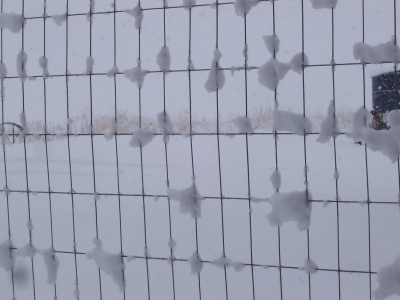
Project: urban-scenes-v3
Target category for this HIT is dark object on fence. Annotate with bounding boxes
[0,122,23,143]
[369,110,390,130]
[371,70,400,130]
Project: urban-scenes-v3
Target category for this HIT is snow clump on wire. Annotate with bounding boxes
[234,0,259,17]
[353,39,400,64]
[309,0,338,9]
[232,116,254,134]
[168,181,205,219]
[266,190,312,231]
[0,13,24,33]
[204,49,225,92]
[125,3,143,30]
[273,109,313,135]
[187,251,203,275]
[258,34,308,91]
[86,238,125,292]
[373,256,400,300]
[347,107,400,163]
[157,112,174,143]
[156,46,171,72]
[299,258,318,274]
[130,128,155,148]
[123,64,147,88]
[317,100,340,143]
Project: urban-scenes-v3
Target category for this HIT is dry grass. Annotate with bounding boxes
[5,106,356,142]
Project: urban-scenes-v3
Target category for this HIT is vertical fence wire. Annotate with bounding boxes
[0,0,16,298]
[64,0,81,298]
[42,1,58,298]
[112,1,127,299]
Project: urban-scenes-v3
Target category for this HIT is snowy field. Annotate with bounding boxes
[0,0,400,299]
[1,134,400,300]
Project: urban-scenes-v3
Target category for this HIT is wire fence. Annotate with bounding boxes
[0,0,399,299]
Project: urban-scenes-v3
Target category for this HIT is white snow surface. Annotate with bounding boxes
[348,107,400,163]
[17,50,27,82]
[353,40,400,64]
[263,34,280,55]
[0,61,7,79]
[86,239,125,292]
[187,251,203,275]
[157,112,174,143]
[129,128,155,148]
[39,56,50,78]
[0,13,24,33]
[85,56,94,74]
[211,254,245,272]
[106,65,119,77]
[168,182,205,219]
[156,46,171,72]
[234,0,259,17]
[123,65,147,88]
[125,4,143,30]
[309,0,338,9]
[52,13,67,26]
[317,100,339,143]
[273,108,313,135]
[299,258,318,274]
[204,49,225,92]
[270,169,281,191]
[183,0,196,9]
[232,116,254,134]
[266,190,312,231]
[0,240,14,271]
[39,248,60,285]
[373,256,400,300]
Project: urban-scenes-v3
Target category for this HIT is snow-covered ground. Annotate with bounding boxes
[0,0,400,299]
[0,133,400,299]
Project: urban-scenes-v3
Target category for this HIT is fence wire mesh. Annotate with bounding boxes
[0,0,399,299]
